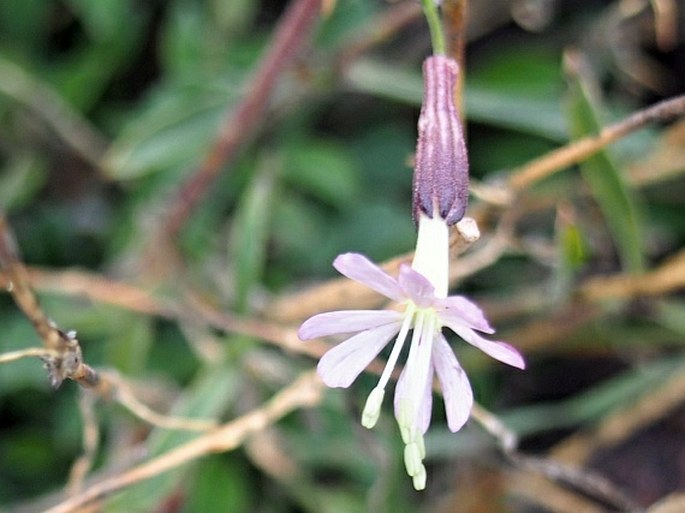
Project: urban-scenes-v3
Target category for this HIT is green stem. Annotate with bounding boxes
[421,0,446,55]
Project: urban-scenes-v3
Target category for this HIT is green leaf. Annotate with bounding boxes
[345,59,567,140]
[283,139,360,209]
[0,153,47,211]
[51,1,148,110]
[551,206,589,300]
[105,314,154,376]
[502,356,685,436]
[102,82,235,179]
[104,364,238,512]
[565,67,645,273]
[0,0,51,55]
[185,456,252,512]
[65,0,140,40]
[230,154,280,312]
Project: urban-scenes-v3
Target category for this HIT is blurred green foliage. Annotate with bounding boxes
[1,1,684,512]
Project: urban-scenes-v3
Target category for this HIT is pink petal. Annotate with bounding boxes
[316,322,401,388]
[394,365,434,435]
[435,296,495,334]
[397,265,435,308]
[447,324,526,370]
[418,366,434,434]
[393,322,435,433]
[298,310,403,339]
[333,253,404,302]
[432,335,473,432]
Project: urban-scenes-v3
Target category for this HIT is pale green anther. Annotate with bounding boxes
[361,387,385,429]
[398,400,414,444]
[404,442,423,477]
[412,465,427,491]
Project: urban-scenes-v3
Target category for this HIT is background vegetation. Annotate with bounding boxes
[0,0,684,512]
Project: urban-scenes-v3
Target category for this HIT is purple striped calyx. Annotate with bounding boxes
[413,55,469,226]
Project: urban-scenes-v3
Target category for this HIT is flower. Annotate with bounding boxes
[299,51,523,491]
[299,214,525,490]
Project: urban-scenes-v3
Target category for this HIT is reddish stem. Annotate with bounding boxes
[162,0,323,240]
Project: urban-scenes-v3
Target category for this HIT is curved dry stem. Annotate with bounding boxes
[67,392,99,496]
[470,402,518,452]
[45,371,323,513]
[508,94,685,191]
[580,247,685,300]
[0,347,57,364]
[106,371,218,432]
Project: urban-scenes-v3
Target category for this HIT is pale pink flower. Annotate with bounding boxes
[299,54,524,491]
[299,215,524,490]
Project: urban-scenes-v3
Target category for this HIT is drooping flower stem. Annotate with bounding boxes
[421,0,447,55]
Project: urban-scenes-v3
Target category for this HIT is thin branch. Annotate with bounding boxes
[0,216,218,436]
[508,94,685,191]
[507,368,685,513]
[443,0,468,109]
[0,347,56,364]
[106,371,218,432]
[0,215,99,388]
[44,371,324,513]
[67,392,99,496]
[580,247,685,301]
[470,403,518,452]
[508,452,644,513]
[160,0,324,241]
[650,0,678,51]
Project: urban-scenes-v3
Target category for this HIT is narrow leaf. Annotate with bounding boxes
[565,59,645,273]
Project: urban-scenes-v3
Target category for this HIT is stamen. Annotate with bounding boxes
[412,466,427,491]
[376,303,416,391]
[398,399,413,444]
[404,310,436,434]
[361,387,385,429]
[404,442,423,476]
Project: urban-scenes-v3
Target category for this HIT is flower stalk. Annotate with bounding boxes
[421,0,447,55]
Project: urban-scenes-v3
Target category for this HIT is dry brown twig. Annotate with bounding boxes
[67,392,99,496]
[443,0,468,109]
[507,93,685,192]
[0,216,100,389]
[44,370,324,513]
[0,215,218,436]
